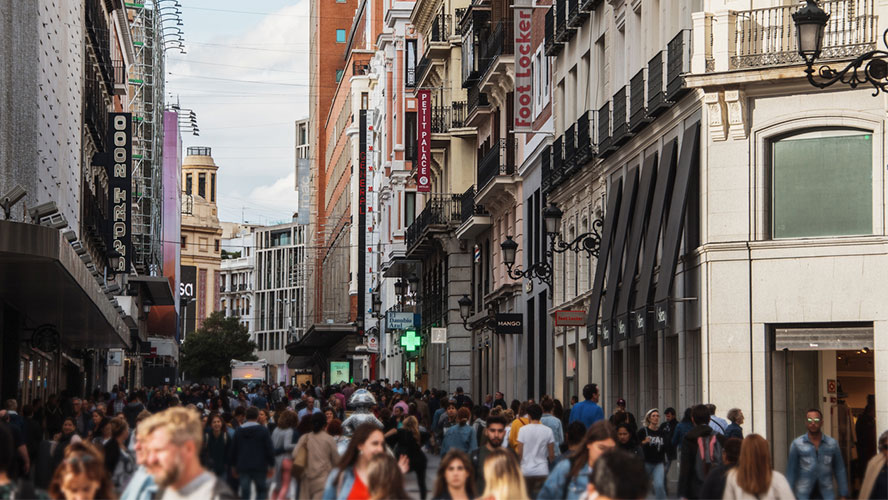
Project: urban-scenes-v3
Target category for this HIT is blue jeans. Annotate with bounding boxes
[238,469,269,500]
[645,462,666,499]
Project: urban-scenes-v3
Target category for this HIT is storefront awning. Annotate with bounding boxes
[127,275,175,306]
[775,326,873,351]
[286,323,358,356]
[0,221,130,349]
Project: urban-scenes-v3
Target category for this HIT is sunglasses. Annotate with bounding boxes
[806,418,821,423]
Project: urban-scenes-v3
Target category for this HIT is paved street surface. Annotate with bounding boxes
[404,451,440,498]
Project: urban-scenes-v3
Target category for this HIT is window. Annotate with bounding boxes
[771,130,872,238]
[361,92,369,109]
[210,173,216,202]
[405,192,416,226]
[215,239,220,252]
[405,39,417,87]
[181,236,186,249]
[185,174,192,195]
[198,173,206,198]
[335,69,344,83]
[533,47,550,118]
[336,29,346,43]
[405,112,417,161]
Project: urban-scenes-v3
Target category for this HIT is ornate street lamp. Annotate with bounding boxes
[107,250,122,274]
[394,279,407,297]
[793,0,888,94]
[458,295,473,329]
[371,292,382,317]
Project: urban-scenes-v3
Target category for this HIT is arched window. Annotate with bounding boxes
[771,129,872,238]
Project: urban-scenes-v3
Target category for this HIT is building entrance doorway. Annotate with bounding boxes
[770,343,875,496]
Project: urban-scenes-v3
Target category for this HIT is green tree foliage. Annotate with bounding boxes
[180,311,257,380]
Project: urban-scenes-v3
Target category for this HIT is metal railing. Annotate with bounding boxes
[428,12,451,42]
[732,0,876,69]
[416,55,431,82]
[451,101,467,128]
[477,138,517,191]
[480,20,513,76]
[666,30,691,101]
[612,86,629,143]
[459,185,488,223]
[406,193,463,250]
[85,0,114,91]
[468,84,489,116]
[629,69,648,131]
[545,7,562,56]
[84,66,107,151]
[431,106,451,133]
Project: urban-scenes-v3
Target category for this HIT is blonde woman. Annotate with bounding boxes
[479,448,528,500]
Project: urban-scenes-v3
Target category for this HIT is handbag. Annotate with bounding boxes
[292,441,308,477]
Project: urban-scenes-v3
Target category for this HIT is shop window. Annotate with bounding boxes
[771,130,872,239]
[336,29,346,43]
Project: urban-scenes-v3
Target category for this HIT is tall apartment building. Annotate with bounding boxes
[255,221,307,384]
[0,0,173,400]
[180,146,223,337]
[220,222,257,333]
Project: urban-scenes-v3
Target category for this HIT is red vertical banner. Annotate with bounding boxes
[417,89,432,192]
[514,7,533,132]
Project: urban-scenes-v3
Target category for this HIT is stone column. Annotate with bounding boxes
[444,240,473,396]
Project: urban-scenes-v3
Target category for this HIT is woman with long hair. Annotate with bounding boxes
[637,409,668,499]
[270,409,298,498]
[364,453,410,500]
[431,449,474,500]
[326,419,349,456]
[478,448,527,500]
[201,413,231,480]
[537,420,618,500]
[386,415,427,499]
[48,442,116,500]
[723,434,793,499]
[51,418,84,475]
[88,416,111,447]
[441,408,476,456]
[322,423,407,500]
[102,418,134,492]
[294,412,340,499]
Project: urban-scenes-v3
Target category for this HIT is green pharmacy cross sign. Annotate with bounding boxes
[400,330,422,352]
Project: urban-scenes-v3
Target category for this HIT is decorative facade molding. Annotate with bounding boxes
[724,89,746,140]
[704,91,727,142]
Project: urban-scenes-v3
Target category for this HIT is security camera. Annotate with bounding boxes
[1,185,26,219]
[28,201,58,223]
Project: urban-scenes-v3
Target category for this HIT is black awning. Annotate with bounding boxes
[0,221,130,349]
[128,275,175,306]
[285,323,358,355]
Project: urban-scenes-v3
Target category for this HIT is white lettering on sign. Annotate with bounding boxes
[107,113,131,272]
[513,8,533,132]
[417,90,431,192]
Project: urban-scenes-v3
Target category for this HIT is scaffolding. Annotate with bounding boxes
[129,3,165,276]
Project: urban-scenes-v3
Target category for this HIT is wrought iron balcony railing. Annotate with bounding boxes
[429,12,452,42]
[459,185,489,224]
[666,30,691,102]
[406,193,464,250]
[611,86,630,146]
[477,138,517,191]
[467,84,490,116]
[545,7,562,56]
[629,69,650,133]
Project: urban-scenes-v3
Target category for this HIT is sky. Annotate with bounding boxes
[166,1,310,226]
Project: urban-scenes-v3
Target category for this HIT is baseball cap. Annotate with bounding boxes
[617,398,626,406]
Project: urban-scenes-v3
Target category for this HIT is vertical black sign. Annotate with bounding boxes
[180,265,197,337]
[108,113,132,273]
[357,110,367,335]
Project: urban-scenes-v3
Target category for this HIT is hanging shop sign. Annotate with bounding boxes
[431,327,447,344]
[513,3,534,132]
[495,313,523,334]
[367,335,379,352]
[107,113,132,273]
[417,89,431,192]
[386,311,419,331]
[357,110,367,335]
[554,310,586,327]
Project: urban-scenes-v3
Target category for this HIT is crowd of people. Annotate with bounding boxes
[0,380,884,499]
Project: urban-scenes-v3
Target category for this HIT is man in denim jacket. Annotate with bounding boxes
[787,408,849,499]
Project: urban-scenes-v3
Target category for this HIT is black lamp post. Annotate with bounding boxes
[394,279,407,298]
[793,0,888,94]
[371,292,382,317]
[500,203,603,288]
[458,295,472,329]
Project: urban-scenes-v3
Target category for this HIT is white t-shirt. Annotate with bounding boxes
[517,423,555,476]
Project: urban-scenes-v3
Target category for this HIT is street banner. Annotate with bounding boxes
[417,89,432,192]
[296,159,310,224]
[514,4,534,132]
[358,110,367,336]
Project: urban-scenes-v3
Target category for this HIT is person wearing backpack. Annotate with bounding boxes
[678,404,724,499]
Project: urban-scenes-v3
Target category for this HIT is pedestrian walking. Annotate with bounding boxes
[51,418,83,476]
[118,426,156,500]
[540,398,564,458]
[659,407,678,488]
[609,399,637,434]
[470,415,515,495]
[725,408,745,439]
[508,402,530,451]
[364,453,410,500]
[637,409,668,499]
[200,414,231,481]
[0,424,38,500]
[616,423,640,456]
[699,437,741,500]
[707,404,729,436]
[387,415,427,499]
[440,407,476,456]
[678,404,723,500]
[567,384,604,429]
[786,407,849,499]
[322,423,409,500]
[230,406,275,499]
[292,412,340,500]
[671,407,693,453]
[515,404,554,497]
[269,410,298,497]
[140,407,236,499]
[478,448,528,500]
[584,448,649,500]
[859,429,888,499]
[48,442,115,500]
[103,418,135,493]
[432,450,475,500]
[724,434,794,499]
[537,420,617,500]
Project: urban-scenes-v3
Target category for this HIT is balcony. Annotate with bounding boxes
[541,144,553,193]
[544,7,562,56]
[459,5,491,87]
[567,0,587,29]
[666,30,691,102]
[353,62,371,75]
[406,193,463,255]
[84,68,108,151]
[85,0,114,93]
[431,101,471,135]
[479,20,514,83]
[575,111,594,167]
[549,135,565,191]
[611,86,631,147]
[425,12,452,59]
[691,0,877,74]
[476,138,517,194]
[647,52,669,117]
[416,55,432,85]
[629,69,650,133]
[456,185,492,240]
[579,0,602,13]
[597,101,615,159]
[82,188,108,251]
[112,59,127,96]
[466,83,491,126]
[555,0,574,43]
[563,123,576,176]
